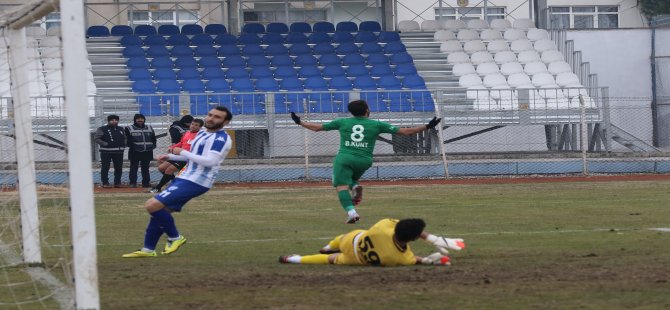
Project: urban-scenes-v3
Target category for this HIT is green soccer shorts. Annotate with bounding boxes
[331,154,373,187]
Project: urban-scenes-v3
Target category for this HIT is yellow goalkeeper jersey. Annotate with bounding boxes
[351,219,416,266]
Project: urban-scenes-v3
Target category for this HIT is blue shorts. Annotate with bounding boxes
[154,178,209,212]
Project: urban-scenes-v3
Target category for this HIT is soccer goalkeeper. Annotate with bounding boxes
[291,100,441,224]
[279,218,465,266]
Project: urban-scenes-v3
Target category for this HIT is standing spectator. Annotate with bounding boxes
[94,114,126,188]
[169,115,194,144]
[125,113,157,188]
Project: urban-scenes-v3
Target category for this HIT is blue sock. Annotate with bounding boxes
[151,208,180,239]
[143,217,163,251]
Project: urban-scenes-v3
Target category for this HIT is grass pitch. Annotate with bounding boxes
[3,179,670,309]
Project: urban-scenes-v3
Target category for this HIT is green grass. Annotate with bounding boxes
[3,180,670,309]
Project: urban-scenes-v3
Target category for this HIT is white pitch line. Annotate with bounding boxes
[85,227,668,247]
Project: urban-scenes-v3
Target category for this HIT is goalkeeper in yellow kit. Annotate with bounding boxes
[291,100,441,224]
[279,218,465,266]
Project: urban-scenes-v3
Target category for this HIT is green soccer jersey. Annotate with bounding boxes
[322,117,400,159]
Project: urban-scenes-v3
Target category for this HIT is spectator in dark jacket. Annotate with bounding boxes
[125,113,157,188]
[168,115,193,144]
[94,115,126,188]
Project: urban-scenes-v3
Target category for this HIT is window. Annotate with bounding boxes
[434,6,506,23]
[549,6,618,29]
[128,10,199,27]
[242,9,327,24]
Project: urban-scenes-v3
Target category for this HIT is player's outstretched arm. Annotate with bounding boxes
[420,232,465,255]
[416,253,451,265]
[396,117,442,136]
[291,112,324,132]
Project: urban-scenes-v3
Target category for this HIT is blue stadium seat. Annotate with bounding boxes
[262,33,285,44]
[170,45,194,57]
[342,54,365,65]
[389,52,413,65]
[353,76,382,111]
[214,34,237,45]
[206,78,230,92]
[174,57,198,68]
[251,67,274,79]
[318,54,341,66]
[132,79,155,93]
[266,22,289,34]
[359,21,382,32]
[304,76,331,112]
[286,32,308,43]
[378,76,408,112]
[144,34,167,46]
[156,79,182,115]
[204,24,227,35]
[353,75,377,90]
[181,24,204,35]
[120,35,143,46]
[345,64,369,77]
[167,34,190,46]
[256,77,279,92]
[322,65,346,78]
[111,25,133,36]
[123,46,145,58]
[336,42,358,54]
[270,55,293,67]
[127,57,151,69]
[313,43,336,55]
[158,25,180,35]
[225,67,249,79]
[247,55,270,67]
[222,55,246,67]
[354,31,378,43]
[206,78,233,112]
[274,66,298,79]
[294,55,318,66]
[177,68,201,80]
[313,22,335,33]
[308,32,331,44]
[134,25,157,36]
[329,76,353,112]
[290,22,312,33]
[132,80,161,116]
[402,75,434,111]
[277,77,307,113]
[194,45,217,57]
[182,79,208,114]
[242,44,265,56]
[394,63,418,76]
[369,64,394,77]
[265,44,289,56]
[367,53,389,65]
[87,25,110,37]
[243,23,265,34]
[331,31,354,43]
[238,33,261,44]
[230,78,264,114]
[128,69,152,81]
[289,43,312,55]
[378,31,401,42]
[146,45,170,57]
[191,34,214,46]
[298,66,322,78]
[218,45,241,56]
[336,21,358,32]
[157,79,181,92]
[198,56,222,68]
[360,42,383,54]
[154,68,177,80]
[384,41,407,54]
[202,67,226,80]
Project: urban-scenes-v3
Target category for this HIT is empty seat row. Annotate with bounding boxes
[398,18,535,32]
[434,28,549,42]
[447,50,564,65]
[440,38,557,54]
[119,31,402,47]
[241,21,381,34]
[453,61,573,77]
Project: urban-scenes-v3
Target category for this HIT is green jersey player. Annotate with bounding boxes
[291,100,441,223]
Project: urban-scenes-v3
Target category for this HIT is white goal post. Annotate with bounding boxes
[1,0,100,309]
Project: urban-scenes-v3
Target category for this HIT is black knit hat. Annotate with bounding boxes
[107,114,119,121]
[179,115,194,124]
[134,113,146,121]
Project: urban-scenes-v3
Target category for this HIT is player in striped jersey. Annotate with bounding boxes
[123,107,233,258]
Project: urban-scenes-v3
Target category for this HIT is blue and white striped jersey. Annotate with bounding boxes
[174,129,232,188]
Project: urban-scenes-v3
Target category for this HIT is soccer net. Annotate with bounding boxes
[0,0,99,309]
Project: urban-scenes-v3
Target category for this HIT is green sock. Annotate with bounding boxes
[337,190,355,212]
[349,181,359,190]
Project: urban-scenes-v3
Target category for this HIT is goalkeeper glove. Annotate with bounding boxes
[290,112,301,125]
[425,234,465,255]
[420,252,451,265]
[425,117,441,129]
